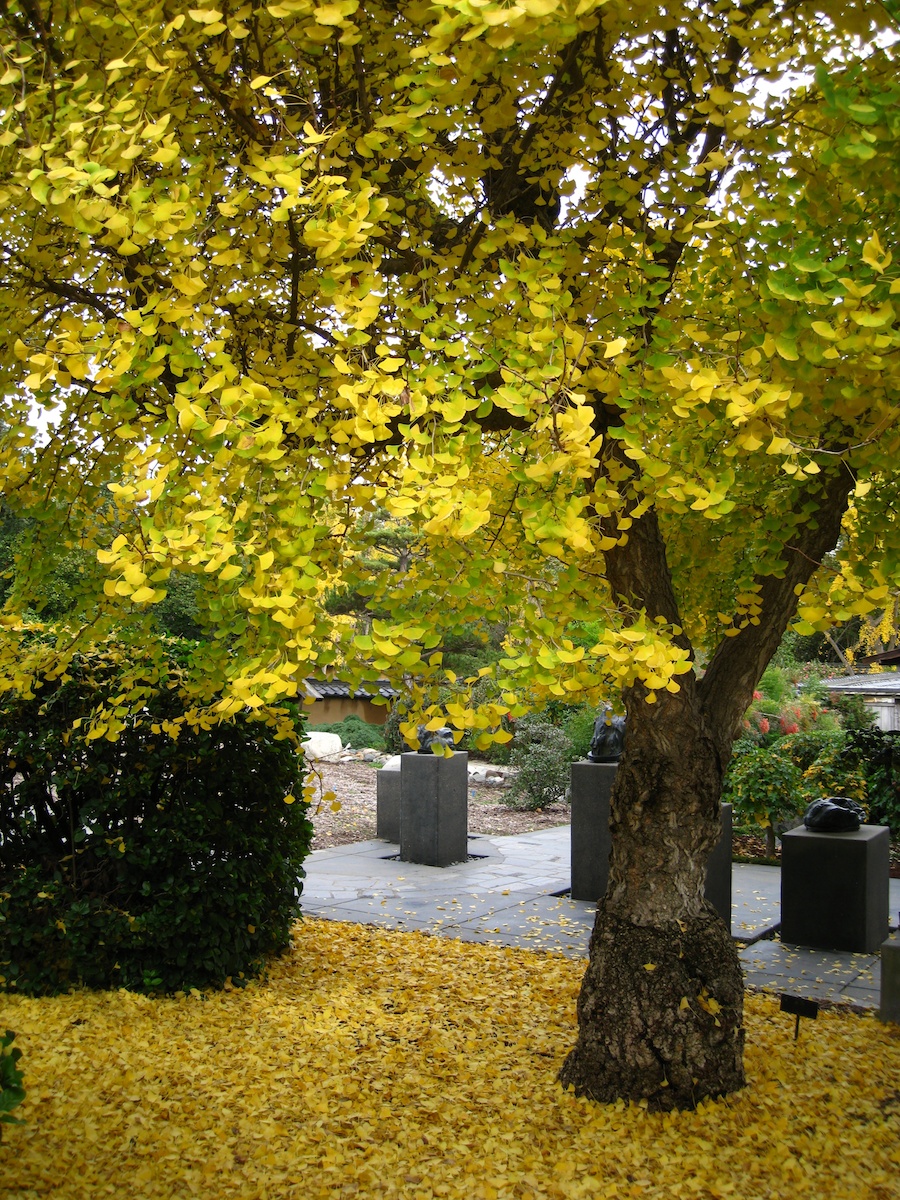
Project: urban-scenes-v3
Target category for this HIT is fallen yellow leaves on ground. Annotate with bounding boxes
[1,920,898,1199]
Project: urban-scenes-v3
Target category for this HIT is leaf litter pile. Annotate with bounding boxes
[2,920,898,1200]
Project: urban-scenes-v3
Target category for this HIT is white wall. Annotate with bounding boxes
[867,701,900,732]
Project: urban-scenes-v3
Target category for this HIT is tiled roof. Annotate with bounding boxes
[822,672,900,696]
[303,678,399,701]
[857,648,900,665]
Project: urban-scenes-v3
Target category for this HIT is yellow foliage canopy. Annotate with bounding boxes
[0,0,898,730]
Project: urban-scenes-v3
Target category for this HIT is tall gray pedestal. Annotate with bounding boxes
[400,751,468,867]
[376,763,401,842]
[570,762,616,903]
[781,824,889,953]
[705,802,733,926]
[570,762,733,924]
[880,932,900,1025]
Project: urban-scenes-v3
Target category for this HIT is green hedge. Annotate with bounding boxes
[309,713,385,750]
[0,1031,24,1138]
[0,647,313,996]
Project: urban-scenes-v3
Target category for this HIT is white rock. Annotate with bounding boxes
[361,748,382,762]
[301,731,344,759]
[380,754,403,771]
[468,763,510,786]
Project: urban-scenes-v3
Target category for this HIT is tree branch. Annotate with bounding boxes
[187,50,272,144]
[699,464,854,750]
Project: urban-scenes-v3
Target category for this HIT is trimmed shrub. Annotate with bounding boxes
[0,647,313,996]
[503,716,572,811]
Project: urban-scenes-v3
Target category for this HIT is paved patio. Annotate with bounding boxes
[300,826,900,1011]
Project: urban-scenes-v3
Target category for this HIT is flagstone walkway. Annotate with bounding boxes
[300,826,900,1011]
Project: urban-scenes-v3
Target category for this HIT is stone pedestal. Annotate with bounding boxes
[781,824,890,953]
[705,802,733,926]
[570,762,616,902]
[400,751,468,867]
[570,762,733,923]
[880,932,900,1025]
[376,763,401,842]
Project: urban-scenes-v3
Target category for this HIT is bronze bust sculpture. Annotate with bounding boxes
[587,710,626,763]
[415,725,456,754]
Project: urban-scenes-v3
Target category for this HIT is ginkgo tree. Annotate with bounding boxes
[2,0,899,1110]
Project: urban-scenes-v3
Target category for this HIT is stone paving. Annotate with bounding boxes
[300,825,900,1011]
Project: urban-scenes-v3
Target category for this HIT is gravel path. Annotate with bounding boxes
[306,760,569,849]
[307,760,900,873]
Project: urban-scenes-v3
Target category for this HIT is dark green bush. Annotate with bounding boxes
[843,728,900,836]
[0,647,313,996]
[309,713,385,750]
[724,727,878,854]
[0,1030,25,1137]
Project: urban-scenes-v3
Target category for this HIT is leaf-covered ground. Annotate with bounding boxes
[2,920,898,1199]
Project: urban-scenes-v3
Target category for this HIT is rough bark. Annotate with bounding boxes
[560,466,854,1110]
[559,679,745,1111]
[558,904,744,1110]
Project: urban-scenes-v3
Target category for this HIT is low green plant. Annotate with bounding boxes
[799,744,867,807]
[309,713,385,750]
[381,704,410,756]
[0,644,314,996]
[0,1031,25,1137]
[776,730,844,773]
[833,693,877,732]
[502,715,573,811]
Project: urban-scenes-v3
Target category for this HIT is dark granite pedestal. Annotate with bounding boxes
[570,762,617,903]
[570,761,733,924]
[376,763,401,842]
[781,824,889,953]
[705,802,733,925]
[399,751,468,867]
[880,932,900,1025]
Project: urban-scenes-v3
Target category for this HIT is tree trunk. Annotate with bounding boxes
[560,466,852,1110]
[765,824,777,860]
[558,683,746,1111]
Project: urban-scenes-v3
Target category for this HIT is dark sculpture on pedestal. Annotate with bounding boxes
[415,725,456,754]
[587,710,626,763]
[803,796,865,833]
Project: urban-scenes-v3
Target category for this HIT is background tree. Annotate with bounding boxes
[1,0,899,1109]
